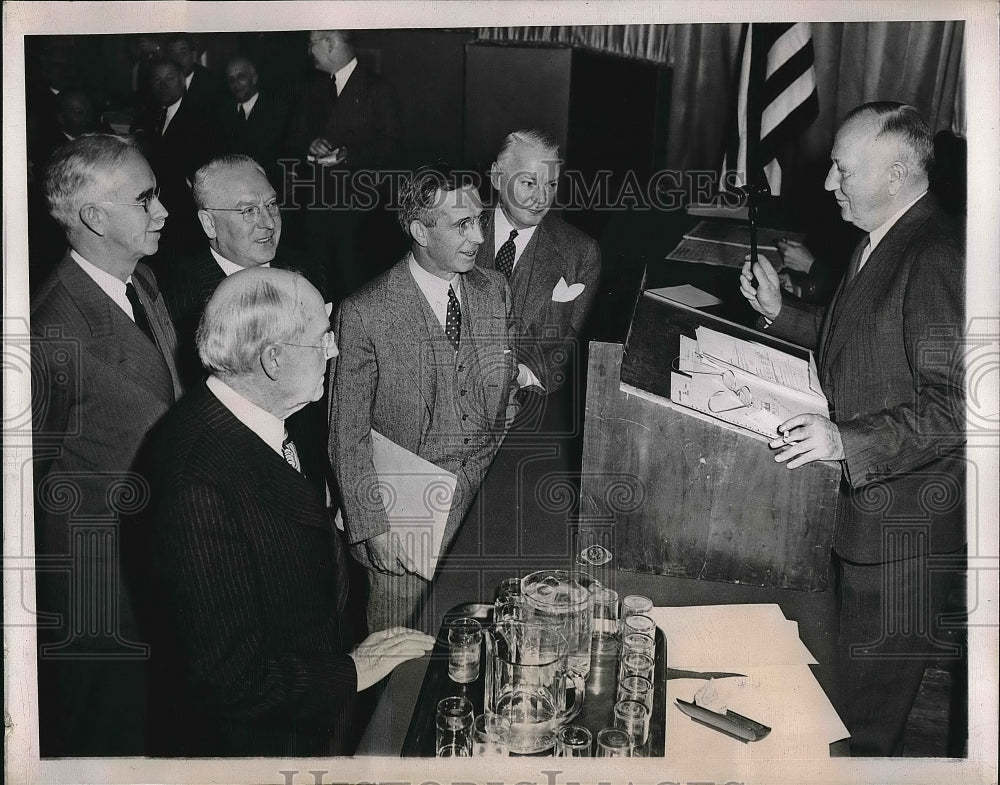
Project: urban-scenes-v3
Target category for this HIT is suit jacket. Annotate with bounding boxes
[160,243,328,389]
[217,89,290,183]
[767,195,965,562]
[476,210,601,393]
[286,65,403,174]
[329,258,519,547]
[30,253,182,754]
[184,64,225,111]
[138,382,357,757]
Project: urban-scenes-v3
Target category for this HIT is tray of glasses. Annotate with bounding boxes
[401,602,667,757]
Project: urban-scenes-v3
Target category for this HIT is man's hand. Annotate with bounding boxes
[308,137,335,157]
[739,255,783,321]
[777,239,815,274]
[349,627,436,691]
[364,530,415,575]
[769,414,845,468]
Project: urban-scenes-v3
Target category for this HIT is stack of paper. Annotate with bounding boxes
[647,604,849,761]
[669,327,828,439]
[664,220,806,268]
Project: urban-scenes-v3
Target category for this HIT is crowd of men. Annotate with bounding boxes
[26,29,965,763]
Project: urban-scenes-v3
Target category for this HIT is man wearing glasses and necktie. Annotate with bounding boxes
[29,133,183,756]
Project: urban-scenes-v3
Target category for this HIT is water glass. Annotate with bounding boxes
[616,674,654,711]
[555,724,593,757]
[447,617,482,683]
[621,631,656,659]
[472,712,510,756]
[596,727,634,757]
[619,594,653,636]
[619,651,655,682]
[436,696,474,756]
[622,613,656,639]
[494,577,522,603]
[590,586,620,652]
[614,699,651,747]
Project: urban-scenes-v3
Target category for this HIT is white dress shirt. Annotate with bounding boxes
[237,91,260,119]
[493,205,538,273]
[206,375,285,458]
[332,57,358,95]
[70,249,137,321]
[858,190,928,272]
[162,96,183,135]
[210,247,270,277]
[408,253,462,328]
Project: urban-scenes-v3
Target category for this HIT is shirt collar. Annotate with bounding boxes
[494,204,537,251]
[209,246,270,277]
[408,252,461,301]
[868,190,928,253]
[333,57,358,94]
[70,249,133,316]
[206,375,285,456]
[184,71,194,90]
[240,91,260,115]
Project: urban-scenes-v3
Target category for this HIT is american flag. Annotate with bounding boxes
[720,22,819,196]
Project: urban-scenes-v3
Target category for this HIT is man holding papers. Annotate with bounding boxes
[739,102,965,756]
[330,165,519,631]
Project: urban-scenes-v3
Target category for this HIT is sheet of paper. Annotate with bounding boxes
[647,284,724,309]
[670,370,787,438]
[695,326,821,398]
[370,429,456,580]
[683,220,806,251]
[666,236,777,268]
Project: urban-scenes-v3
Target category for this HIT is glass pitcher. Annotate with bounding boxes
[483,620,584,754]
[520,569,596,678]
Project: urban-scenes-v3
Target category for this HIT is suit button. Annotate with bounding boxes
[462,414,468,421]
[464,437,470,444]
[458,364,465,372]
[460,389,467,396]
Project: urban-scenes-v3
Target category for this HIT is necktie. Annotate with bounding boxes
[495,229,518,279]
[328,75,338,104]
[156,106,167,136]
[844,235,871,286]
[125,280,155,344]
[445,285,461,350]
[237,103,246,121]
[282,432,302,473]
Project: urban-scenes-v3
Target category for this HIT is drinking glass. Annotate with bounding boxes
[472,712,510,756]
[494,577,522,603]
[447,617,482,683]
[619,651,655,682]
[614,699,651,747]
[596,727,633,757]
[619,595,653,636]
[616,674,654,711]
[622,613,656,638]
[555,724,593,757]
[590,586,620,653]
[621,632,655,659]
[436,696,474,756]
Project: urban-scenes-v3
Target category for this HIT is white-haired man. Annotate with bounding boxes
[30,133,182,756]
[138,267,433,756]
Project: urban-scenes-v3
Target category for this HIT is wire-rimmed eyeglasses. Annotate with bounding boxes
[203,199,281,224]
[94,186,161,214]
[280,330,338,360]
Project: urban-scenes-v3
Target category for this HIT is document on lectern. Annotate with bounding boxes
[370,429,456,580]
[669,329,828,439]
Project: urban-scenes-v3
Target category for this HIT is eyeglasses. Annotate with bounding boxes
[280,330,338,360]
[94,186,161,214]
[454,213,487,238]
[203,199,280,224]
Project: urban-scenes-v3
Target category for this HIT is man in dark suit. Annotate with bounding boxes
[139,267,433,756]
[218,55,289,187]
[330,166,519,631]
[470,129,601,560]
[30,134,183,756]
[286,29,404,303]
[740,102,966,756]
[131,58,219,254]
[165,32,225,112]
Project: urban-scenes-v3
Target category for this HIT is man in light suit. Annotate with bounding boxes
[740,102,965,756]
[138,267,433,756]
[470,129,601,560]
[30,134,183,756]
[330,166,519,631]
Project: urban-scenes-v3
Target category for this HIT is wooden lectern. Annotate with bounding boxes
[578,292,841,591]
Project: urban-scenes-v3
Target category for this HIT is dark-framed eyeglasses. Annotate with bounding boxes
[203,199,281,224]
[94,186,161,214]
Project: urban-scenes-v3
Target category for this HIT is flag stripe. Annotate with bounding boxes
[761,70,818,138]
[766,23,811,78]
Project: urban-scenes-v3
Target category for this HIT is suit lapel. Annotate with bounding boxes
[513,216,563,324]
[382,260,435,415]
[821,196,933,374]
[58,257,177,404]
[460,268,508,421]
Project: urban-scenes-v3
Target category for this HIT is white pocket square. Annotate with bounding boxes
[551,277,586,302]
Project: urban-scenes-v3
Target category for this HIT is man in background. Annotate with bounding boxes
[329,166,518,631]
[164,32,225,112]
[31,134,182,756]
[740,102,966,756]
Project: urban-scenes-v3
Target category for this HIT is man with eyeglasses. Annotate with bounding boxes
[330,165,519,632]
[29,134,183,756]
[135,266,434,756]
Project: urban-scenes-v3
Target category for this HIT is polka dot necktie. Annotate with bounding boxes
[445,285,461,350]
[281,431,302,473]
[495,229,518,279]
